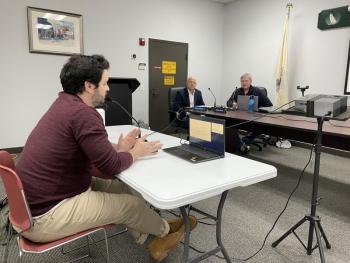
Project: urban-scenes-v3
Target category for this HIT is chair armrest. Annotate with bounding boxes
[168,110,180,118]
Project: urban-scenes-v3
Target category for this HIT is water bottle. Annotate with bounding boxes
[248,95,255,113]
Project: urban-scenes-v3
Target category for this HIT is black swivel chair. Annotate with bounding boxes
[168,87,188,135]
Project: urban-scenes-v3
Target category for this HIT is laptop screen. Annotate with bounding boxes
[237,95,259,111]
[189,114,225,156]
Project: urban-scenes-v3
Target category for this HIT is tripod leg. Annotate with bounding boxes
[317,221,331,249]
[314,222,326,263]
[306,220,315,255]
[272,217,307,248]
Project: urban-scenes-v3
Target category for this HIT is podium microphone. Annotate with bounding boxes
[105,95,142,138]
[232,86,238,99]
[208,88,226,113]
[208,88,217,108]
[229,86,238,108]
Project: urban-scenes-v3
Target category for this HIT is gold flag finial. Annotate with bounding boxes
[286,3,293,18]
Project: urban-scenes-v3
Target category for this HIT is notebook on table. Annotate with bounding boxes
[163,114,225,163]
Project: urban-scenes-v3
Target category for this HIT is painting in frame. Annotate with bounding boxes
[345,40,350,95]
[27,7,83,55]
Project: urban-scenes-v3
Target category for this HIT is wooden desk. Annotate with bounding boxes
[190,110,350,152]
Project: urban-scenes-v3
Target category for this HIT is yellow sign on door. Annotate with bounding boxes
[164,75,175,86]
[162,61,176,74]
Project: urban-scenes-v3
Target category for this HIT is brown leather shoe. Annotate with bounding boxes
[167,215,198,233]
[147,224,185,263]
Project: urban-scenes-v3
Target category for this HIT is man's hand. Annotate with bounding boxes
[129,135,163,161]
[116,128,140,152]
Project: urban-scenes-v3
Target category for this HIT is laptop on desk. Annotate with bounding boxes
[163,114,225,163]
[237,95,259,111]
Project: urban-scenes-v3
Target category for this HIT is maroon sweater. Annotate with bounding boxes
[17,92,133,216]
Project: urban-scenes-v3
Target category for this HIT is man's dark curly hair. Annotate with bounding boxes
[60,54,110,94]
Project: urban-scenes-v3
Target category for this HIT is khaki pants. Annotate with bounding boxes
[21,177,167,243]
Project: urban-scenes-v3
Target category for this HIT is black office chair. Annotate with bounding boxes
[168,87,188,135]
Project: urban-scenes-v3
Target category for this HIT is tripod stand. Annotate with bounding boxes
[272,116,331,263]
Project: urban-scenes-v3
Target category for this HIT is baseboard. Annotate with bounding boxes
[291,140,350,158]
[1,147,23,154]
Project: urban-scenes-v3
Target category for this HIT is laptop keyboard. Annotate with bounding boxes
[179,144,219,158]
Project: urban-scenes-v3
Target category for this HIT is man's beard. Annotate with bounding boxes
[93,91,108,107]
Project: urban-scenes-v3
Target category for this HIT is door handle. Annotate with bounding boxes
[152,89,160,96]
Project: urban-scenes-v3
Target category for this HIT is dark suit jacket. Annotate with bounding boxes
[172,88,205,112]
[226,86,273,108]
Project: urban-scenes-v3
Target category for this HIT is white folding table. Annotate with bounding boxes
[106,125,277,262]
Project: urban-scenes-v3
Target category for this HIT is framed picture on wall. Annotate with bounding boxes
[27,7,83,55]
[345,40,350,95]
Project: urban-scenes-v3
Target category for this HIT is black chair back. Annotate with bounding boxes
[258,87,268,97]
[168,87,184,111]
[168,87,185,126]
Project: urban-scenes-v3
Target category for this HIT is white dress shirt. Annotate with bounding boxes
[188,89,195,107]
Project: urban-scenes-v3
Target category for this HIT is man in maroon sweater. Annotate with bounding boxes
[16,55,196,262]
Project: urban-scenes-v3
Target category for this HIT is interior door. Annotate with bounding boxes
[149,39,188,131]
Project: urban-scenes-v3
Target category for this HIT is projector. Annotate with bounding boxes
[294,94,348,117]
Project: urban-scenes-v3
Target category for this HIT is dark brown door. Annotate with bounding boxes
[149,39,188,131]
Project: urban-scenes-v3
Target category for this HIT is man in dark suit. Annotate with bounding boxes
[172,76,205,112]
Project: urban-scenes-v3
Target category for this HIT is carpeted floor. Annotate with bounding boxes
[1,144,349,263]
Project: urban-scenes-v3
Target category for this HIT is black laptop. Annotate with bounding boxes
[163,114,225,163]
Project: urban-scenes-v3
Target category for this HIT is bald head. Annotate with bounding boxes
[186,76,197,93]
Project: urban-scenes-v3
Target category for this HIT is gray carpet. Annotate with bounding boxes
[1,145,349,263]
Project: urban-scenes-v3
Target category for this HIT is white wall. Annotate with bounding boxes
[2,0,349,149]
[0,0,224,148]
[221,0,350,105]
